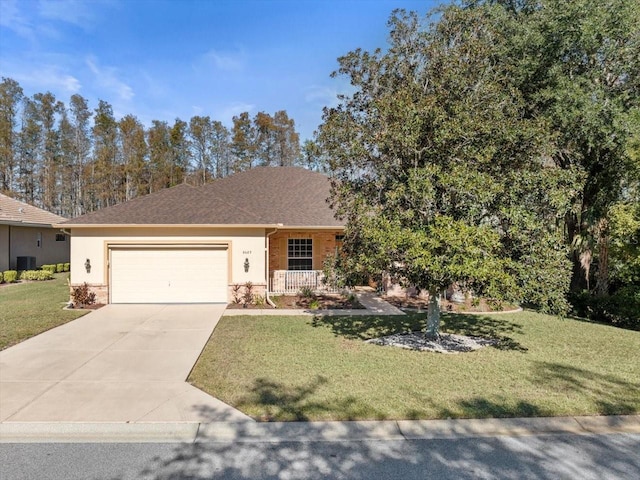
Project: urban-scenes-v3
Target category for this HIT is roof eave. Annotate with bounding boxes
[56,223,283,229]
[1,220,58,228]
[55,223,345,230]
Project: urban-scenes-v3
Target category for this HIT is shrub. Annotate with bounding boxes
[343,292,357,303]
[63,263,70,272]
[254,295,266,307]
[308,299,321,310]
[231,284,243,304]
[570,287,640,330]
[19,270,54,281]
[41,264,57,274]
[71,282,96,307]
[298,286,315,299]
[0,271,3,283]
[243,282,254,305]
[56,263,64,273]
[3,270,18,283]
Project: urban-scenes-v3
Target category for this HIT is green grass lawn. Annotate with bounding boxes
[189,311,640,421]
[0,274,87,350]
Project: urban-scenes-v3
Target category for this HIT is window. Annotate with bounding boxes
[55,233,66,242]
[288,238,312,270]
[335,234,344,254]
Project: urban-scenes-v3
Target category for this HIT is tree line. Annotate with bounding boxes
[0,77,323,217]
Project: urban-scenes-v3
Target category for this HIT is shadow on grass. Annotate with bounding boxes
[433,398,549,419]
[441,313,528,352]
[532,362,640,415]
[235,375,387,422]
[310,312,527,352]
[309,313,424,340]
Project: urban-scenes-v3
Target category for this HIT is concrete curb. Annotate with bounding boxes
[1,415,638,444]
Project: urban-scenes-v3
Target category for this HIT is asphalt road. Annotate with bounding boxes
[2,433,639,480]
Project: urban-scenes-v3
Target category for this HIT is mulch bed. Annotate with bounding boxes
[367,332,498,353]
[228,294,365,310]
[384,295,518,313]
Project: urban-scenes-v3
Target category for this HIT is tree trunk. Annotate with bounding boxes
[426,287,440,340]
[595,218,610,295]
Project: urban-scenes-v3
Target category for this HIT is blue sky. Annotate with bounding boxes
[0,0,441,141]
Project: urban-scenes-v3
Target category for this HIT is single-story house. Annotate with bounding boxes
[0,193,70,271]
[57,167,345,304]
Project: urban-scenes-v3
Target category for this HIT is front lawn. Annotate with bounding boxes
[189,311,640,421]
[0,274,87,350]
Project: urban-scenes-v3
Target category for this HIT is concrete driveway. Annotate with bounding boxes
[0,304,251,423]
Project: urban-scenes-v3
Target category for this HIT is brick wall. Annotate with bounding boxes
[268,230,343,273]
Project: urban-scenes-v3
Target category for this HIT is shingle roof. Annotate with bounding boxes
[0,193,67,226]
[61,167,343,227]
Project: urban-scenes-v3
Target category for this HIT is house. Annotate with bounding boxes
[0,193,70,271]
[57,167,345,304]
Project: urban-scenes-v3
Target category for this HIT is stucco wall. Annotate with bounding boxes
[0,224,69,271]
[268,229,343,272]
[69,227,267,302]
[0,225,9,271]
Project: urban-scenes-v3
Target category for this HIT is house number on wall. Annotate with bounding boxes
[242,251,252,255]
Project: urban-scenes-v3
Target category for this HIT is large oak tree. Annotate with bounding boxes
[319,3,618,335]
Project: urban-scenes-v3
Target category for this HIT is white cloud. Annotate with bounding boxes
[0,0,35,39]
[3,63,81,94]
[200,48,245,72]
[304,85,339,105]
[86,55,134,101]
[37,0,117,29]
[214,102,255,124]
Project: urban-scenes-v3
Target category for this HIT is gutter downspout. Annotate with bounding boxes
[265,227,280,308]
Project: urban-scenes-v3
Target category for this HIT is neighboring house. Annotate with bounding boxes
[57,167,345,304]
[0,193,70,271]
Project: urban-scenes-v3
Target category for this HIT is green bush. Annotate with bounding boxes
[63,263,70,272]
[570,287,640,330]
[41,264,57,274]
[0,271,3,283]
[19,270,54,281]
[298,286,315,299]
[56,263,64,273]
[3,270,18,283]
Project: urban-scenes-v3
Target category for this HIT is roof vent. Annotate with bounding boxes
[19,207,24,213]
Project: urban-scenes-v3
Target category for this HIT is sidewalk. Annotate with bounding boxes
[223,290,405,316]
[1,415,638,443]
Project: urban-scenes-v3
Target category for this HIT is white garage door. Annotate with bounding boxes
[110,247,228,303]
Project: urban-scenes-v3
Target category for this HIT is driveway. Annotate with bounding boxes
[0,304,251,423]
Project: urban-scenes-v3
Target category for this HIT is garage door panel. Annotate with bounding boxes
[110,248,227,303]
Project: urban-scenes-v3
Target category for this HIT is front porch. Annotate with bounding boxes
[269,270,340,295]
[267,229,343,295]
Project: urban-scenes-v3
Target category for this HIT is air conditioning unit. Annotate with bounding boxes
[17,256,36,270]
